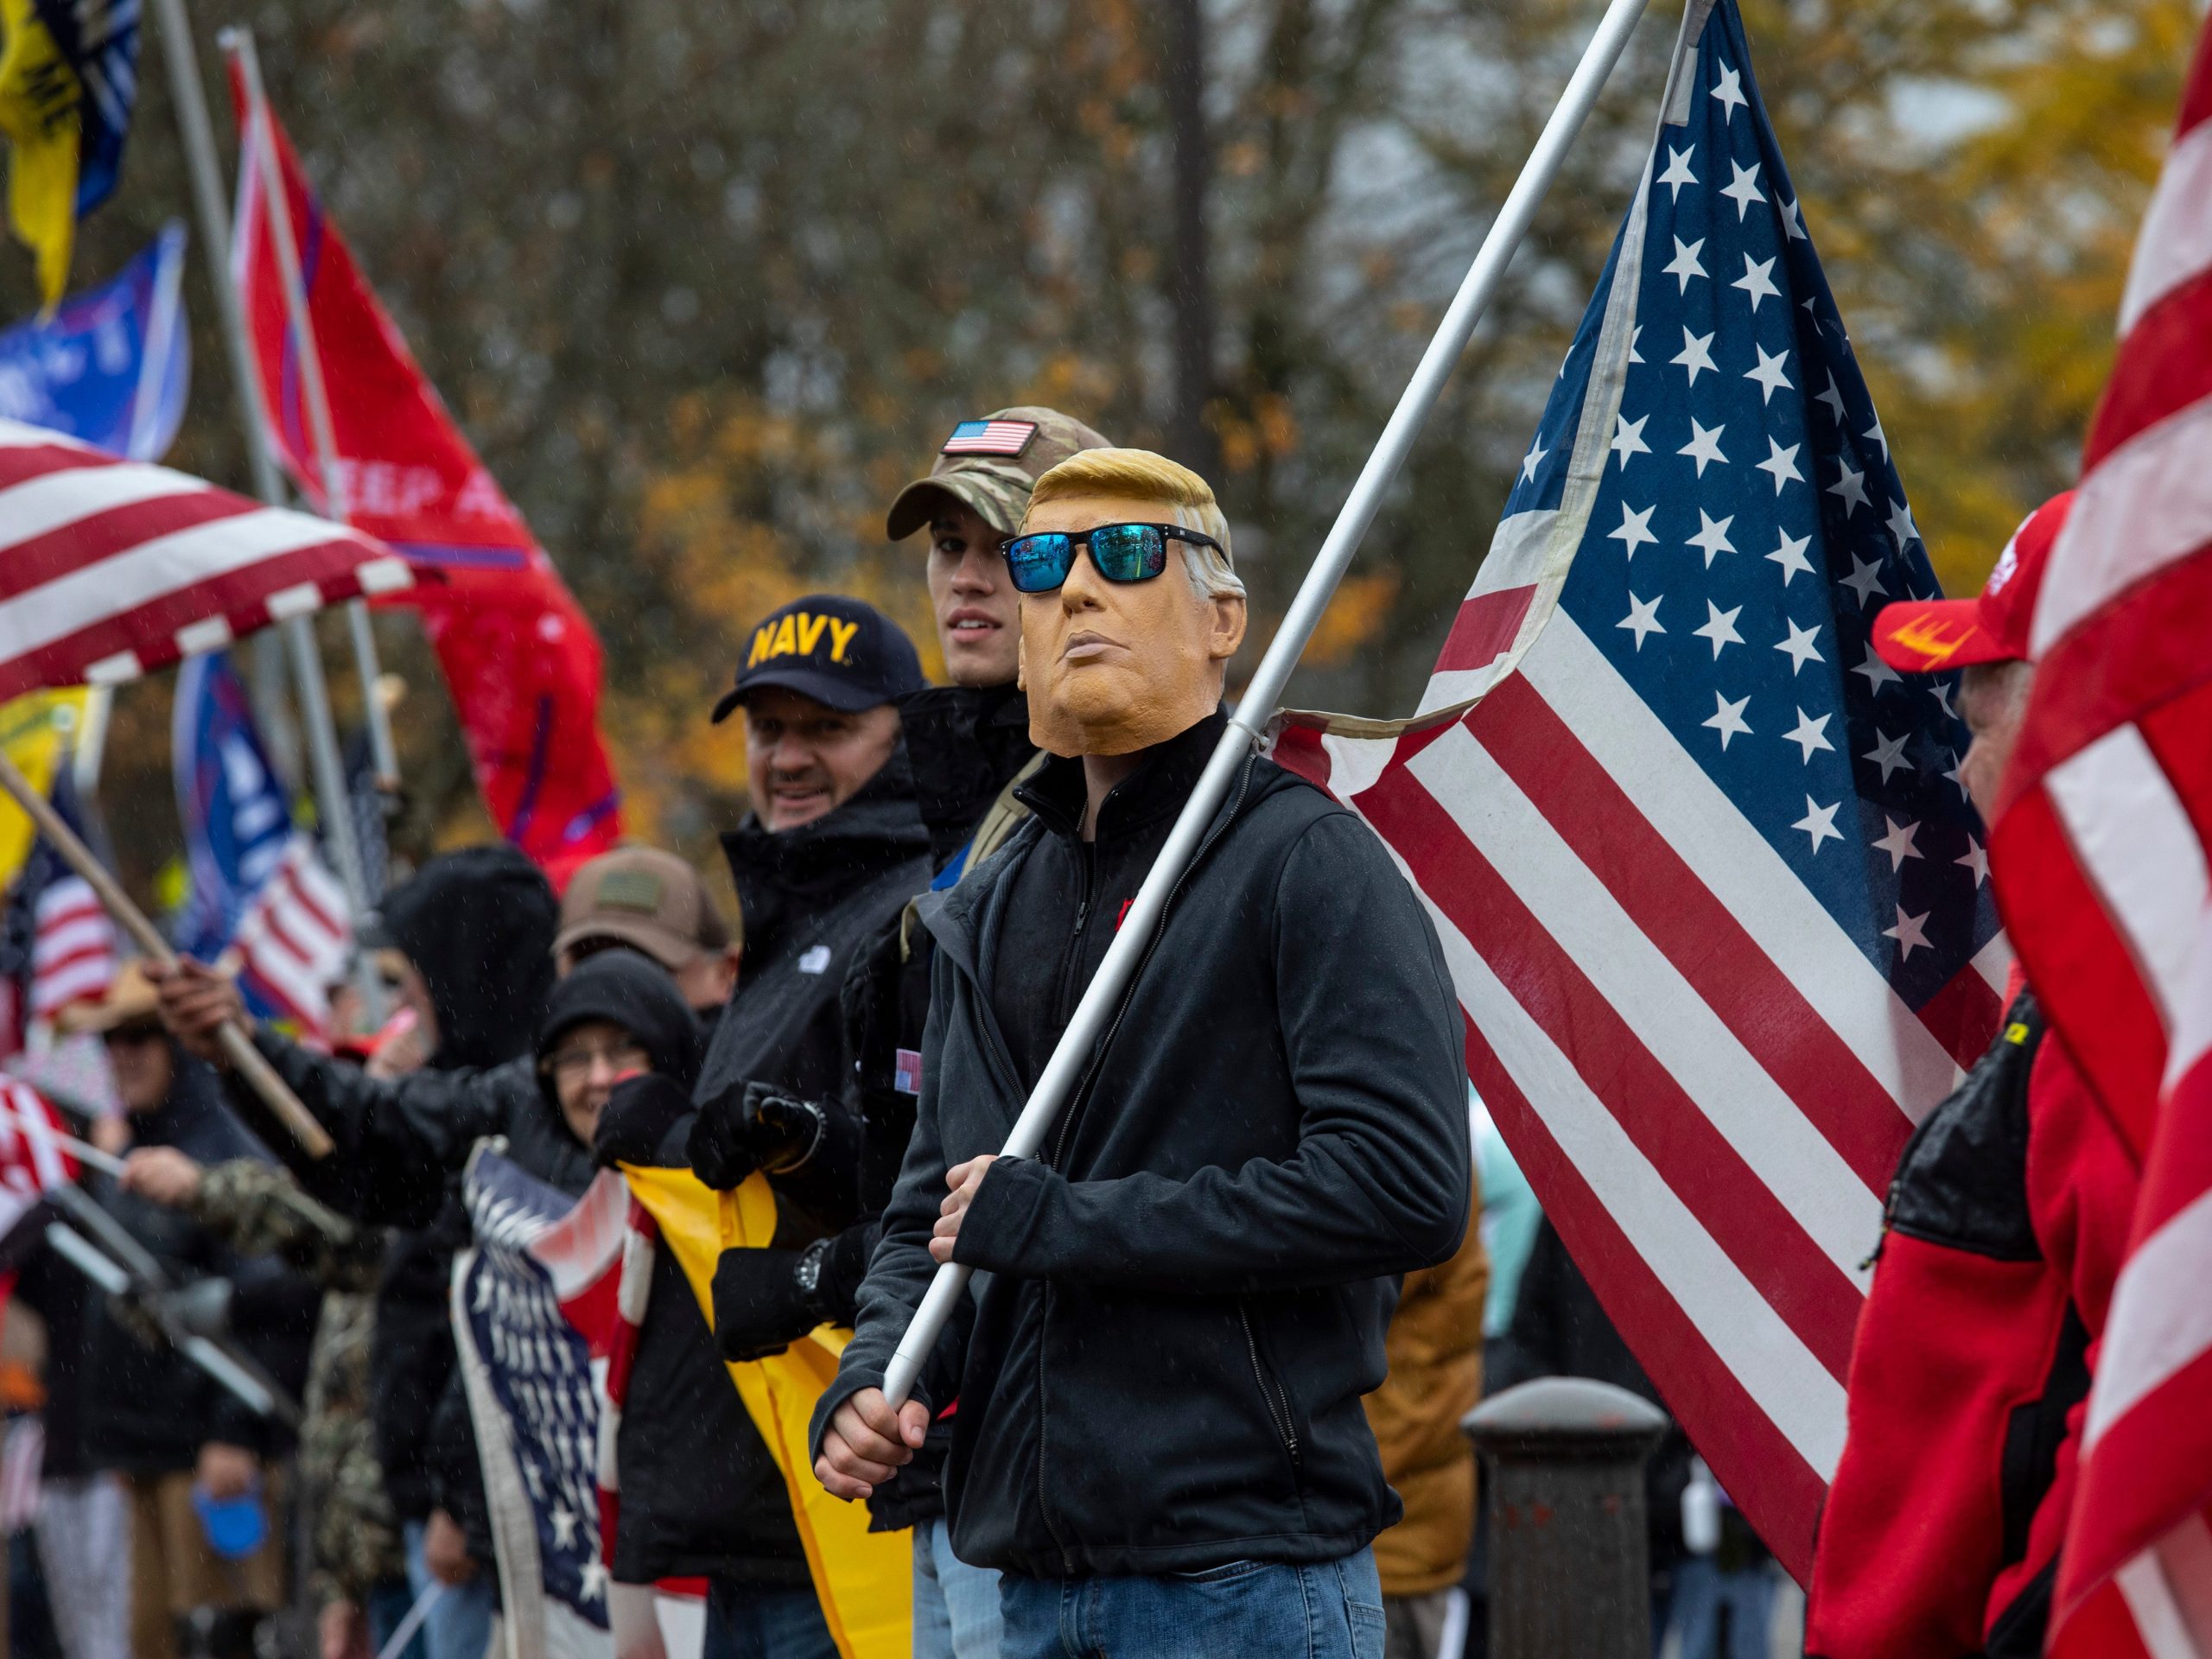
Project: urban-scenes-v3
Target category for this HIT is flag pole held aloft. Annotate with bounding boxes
[879,0,1657,1408]
[220,26,403,798]
[0,748,334,1159]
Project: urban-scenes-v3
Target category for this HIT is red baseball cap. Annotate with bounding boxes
[1872,492,2073,674]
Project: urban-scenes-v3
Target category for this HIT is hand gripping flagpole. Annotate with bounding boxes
[880,0,1656,1408]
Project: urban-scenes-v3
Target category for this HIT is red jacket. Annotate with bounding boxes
[1805,988,2139,1659]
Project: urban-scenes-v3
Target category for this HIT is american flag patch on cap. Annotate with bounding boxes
[941,419,1038,457]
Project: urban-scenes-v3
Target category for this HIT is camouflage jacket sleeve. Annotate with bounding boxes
[188,1160,385,1293]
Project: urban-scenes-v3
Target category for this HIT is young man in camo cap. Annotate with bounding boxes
[697,408,1111,1659]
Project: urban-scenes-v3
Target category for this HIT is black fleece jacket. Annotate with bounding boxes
[814,711,1471,1579]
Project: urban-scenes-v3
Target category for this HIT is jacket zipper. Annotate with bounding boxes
[1049,754,1256,1173]
[1239,1303,1300,1469]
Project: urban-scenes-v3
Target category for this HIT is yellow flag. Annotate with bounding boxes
[0,0,77,308]
[0,690,84,892]
[621,1166,912,1659]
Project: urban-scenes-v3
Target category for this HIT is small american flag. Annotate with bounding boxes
[1992,19,2212,1653]
[3,771,117,1033]
[226,836,351,1039]
[1271,0,1999,1578]
[0,419,411,702]
[0,1076,77,1240]
[938,419,1037,458]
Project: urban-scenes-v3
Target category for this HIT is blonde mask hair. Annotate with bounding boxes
[1026,448,1244,601]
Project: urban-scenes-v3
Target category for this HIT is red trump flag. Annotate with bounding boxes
[230,73,622,883]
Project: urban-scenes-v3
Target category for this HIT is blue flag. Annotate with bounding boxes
[171,650,293,963]
[0,220,185,459]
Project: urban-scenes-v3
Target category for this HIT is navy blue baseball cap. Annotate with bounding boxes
[711,594,925,722]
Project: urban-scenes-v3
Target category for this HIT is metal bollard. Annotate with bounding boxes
[1463,1376,1669,1659]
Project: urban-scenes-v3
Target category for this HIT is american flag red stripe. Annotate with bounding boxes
[1994,19,2212,1653]
[0,420,412,703]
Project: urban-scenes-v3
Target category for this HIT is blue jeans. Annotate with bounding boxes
[1662,1558,1776,1659]
[402,1522,495,1659]
[702,1579,838,1659]
[365,1576,428,1659]
[999,1548,1384,1659]
[913,1517,1001,1659]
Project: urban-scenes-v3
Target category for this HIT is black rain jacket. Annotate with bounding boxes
[814,712,1471,1579]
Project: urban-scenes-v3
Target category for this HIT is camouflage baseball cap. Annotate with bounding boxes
[885,406,1114,543]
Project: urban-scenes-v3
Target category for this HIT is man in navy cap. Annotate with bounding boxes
[595,594,934,1656]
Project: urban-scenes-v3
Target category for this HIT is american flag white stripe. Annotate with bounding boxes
[0,1078,78,1239]
[2120,118,2212,334]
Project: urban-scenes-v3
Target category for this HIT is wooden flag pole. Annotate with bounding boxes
[0,749,334,1159]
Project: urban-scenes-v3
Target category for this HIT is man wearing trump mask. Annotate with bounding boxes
[811,448,1471,1658]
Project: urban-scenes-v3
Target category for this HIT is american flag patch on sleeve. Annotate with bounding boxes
[894,1048,924,1096]
[941,420,1037,457]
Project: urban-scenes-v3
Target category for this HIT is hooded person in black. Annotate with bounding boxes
[154,844,558,1659]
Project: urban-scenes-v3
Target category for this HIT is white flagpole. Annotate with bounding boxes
[880,0,1656,1408]
[220,27,403,798]
[145,0,385,1026]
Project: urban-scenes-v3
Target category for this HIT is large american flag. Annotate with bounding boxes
[0,419,411,702]
[451,1145,704,1659]
[1271,0,2001,1578]
[1990,21,2212,1654]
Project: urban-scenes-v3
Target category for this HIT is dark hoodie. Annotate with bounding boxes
[81,1051,319,1473]
[229,846,558,1521]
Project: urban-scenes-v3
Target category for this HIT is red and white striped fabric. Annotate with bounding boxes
[226,836,350,1037]
[1988,23,2212,1655]
[532,1172,706,1659]
[29,874,114,1022]
[0,1076,79,1240]
[0,420,412,702]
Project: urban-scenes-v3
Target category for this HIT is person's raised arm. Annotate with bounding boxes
[149,957,501,1226]
[941,811,1471,1294]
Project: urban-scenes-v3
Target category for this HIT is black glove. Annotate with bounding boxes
[688,1079,828,1190]
[593,1074,692,1170]
[746,1082,828,1174]
[687,1079,761,1191]
[711,1239,834,1363]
